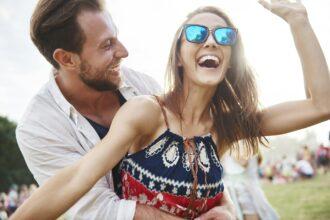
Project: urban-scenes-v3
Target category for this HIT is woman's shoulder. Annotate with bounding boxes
[118,95,165,131]
[124,95,162,114]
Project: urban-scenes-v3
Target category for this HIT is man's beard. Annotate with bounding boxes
[79,60,120,92]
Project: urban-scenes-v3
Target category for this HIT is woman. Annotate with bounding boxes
[12,0,330,219]
[223,152,279,220]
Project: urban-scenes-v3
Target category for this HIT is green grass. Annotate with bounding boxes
[262,173,330,220]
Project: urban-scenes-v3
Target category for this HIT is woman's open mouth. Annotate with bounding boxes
[197,55,220,69]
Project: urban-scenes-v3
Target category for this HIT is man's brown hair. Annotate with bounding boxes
[30,0,105,69]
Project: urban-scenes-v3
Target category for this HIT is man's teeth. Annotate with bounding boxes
[198,55,220,65]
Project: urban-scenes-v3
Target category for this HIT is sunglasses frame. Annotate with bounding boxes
[183,24,238,46]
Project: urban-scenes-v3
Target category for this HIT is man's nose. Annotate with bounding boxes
[114,41,129,58]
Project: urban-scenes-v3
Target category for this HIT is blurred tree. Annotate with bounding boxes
[0,116,34,192]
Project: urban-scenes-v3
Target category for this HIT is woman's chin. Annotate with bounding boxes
[193,79,222,89]
[195,74,225,88]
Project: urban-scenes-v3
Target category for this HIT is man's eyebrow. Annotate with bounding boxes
[97,23,119,48]
[98,37,112,47]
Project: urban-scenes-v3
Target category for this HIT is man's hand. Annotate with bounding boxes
[195,188,236,220]
[134,204,183,220]
[194,204,236,220]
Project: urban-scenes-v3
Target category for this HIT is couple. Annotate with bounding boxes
[14,0,330,219]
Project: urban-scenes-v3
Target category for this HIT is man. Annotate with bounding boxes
[16,0,234,219]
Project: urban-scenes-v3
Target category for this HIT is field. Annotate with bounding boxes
[262,173,330,220]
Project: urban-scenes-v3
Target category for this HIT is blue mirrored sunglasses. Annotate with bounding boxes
[183,24,238,46]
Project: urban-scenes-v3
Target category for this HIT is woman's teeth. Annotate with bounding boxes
[198,55,220,68]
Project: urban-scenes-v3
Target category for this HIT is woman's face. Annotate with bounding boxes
[179,13,232,88]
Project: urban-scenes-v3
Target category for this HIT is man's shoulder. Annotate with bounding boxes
[121,66,162,95]
[121,66,152,81]
[17,82,71,134]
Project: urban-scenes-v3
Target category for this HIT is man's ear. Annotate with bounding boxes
[53,49,80,70]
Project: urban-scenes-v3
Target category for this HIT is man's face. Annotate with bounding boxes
[77,11,128,91]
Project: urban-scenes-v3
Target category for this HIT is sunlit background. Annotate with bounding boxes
[0,0,329,159]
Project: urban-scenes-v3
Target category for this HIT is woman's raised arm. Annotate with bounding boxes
[258,0,330,136]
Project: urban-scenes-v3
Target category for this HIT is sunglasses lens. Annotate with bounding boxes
[185,25,208,43]
[214,28,237,45]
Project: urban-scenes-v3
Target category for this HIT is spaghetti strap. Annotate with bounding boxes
[153,95,169,128]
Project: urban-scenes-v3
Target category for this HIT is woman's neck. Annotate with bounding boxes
[179,81,216,125]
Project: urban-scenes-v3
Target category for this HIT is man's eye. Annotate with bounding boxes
[104,44,111,49]
[103,40,112,49]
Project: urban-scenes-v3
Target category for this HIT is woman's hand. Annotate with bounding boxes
[258,0,308,25]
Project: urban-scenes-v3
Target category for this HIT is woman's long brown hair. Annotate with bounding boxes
[164,6,266,158]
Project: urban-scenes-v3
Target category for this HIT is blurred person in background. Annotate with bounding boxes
[6,185,18,216]
[17,185,29,207]
[295,159,314,179]
[278,155,294,183]
[315,144,329,174]
[262,162,275,182]
[223,152,279,220]
[297,145,312,162]
[0,193,8,220]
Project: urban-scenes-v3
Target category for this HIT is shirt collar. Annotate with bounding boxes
[118,69,140,100]
[47,68,138,122]
[48,70,73,118]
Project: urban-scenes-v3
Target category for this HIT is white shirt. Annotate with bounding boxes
[16,66,162,220]
[296,160,314,175]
